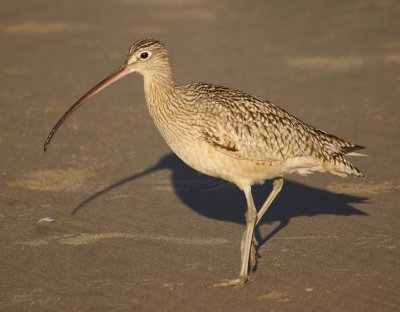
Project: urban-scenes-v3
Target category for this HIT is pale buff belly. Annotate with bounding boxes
[167,139,325,190]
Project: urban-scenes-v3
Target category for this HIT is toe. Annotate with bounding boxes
[208,278,244,288]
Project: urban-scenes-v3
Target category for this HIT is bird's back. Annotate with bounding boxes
[175,83,364,179]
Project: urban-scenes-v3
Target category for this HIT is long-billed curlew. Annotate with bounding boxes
[44,39,365,287]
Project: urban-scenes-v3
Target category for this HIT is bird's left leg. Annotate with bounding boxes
[238,185,257,283]
[210,185,257,287]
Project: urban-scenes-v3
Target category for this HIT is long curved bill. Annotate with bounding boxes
[43,63,134,151]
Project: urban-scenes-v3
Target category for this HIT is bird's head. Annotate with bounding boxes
[43,38,170,151]
[125,39,170,76]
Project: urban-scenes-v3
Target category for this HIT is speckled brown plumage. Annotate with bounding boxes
[182,83,363,175]
[44,38,365,287]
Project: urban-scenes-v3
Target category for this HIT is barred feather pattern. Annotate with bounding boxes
[117,38,367,286]
[175,83,365,178]
[131,39,364,181]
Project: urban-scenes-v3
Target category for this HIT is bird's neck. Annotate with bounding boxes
[143,67,180,133]
[143,58,174,89]
[144,72,175,93]
[143,66,177,111]
[142,67,186,148]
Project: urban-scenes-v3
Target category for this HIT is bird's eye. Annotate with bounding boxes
[140,52,149,59]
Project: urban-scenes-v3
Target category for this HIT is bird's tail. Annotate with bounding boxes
[315,130,366,178]
[324,144,366,178]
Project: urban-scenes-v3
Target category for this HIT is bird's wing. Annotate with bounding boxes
[200,109,306,162]
[186,83,364,163]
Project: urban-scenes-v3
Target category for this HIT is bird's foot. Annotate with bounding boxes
[208,278,244,288]
[208,277,253,288]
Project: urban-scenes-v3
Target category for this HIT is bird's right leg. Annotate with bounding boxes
[210,179,284,287]
[249,178,284,271]
[256,178,283,226]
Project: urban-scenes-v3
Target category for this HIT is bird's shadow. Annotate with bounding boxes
[73,153,368,249]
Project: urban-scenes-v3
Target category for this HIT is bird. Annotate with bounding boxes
[44,38,365,287]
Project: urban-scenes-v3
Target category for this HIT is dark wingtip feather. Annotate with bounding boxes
[341,144,365,154]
